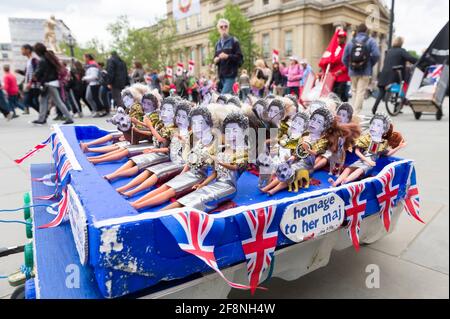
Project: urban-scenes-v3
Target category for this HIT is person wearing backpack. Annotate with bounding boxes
[343,23,380,113]
[213,18,244,94]
[32,42,73,125]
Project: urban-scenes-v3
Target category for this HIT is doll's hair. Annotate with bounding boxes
[291,111,310,126]
[309,100,327,113]
[371,112,392,134]
[189,106,213,128]
[284,94,299,110]
[175,101,191,117]
[253,98,268,112]
[310,107,334,131]
[162,97,180,111]
[268,99,285,120]
[222,112,249,132]
[142,93,161,110]
[383,124,404,148]
[336,102,354,122]
[217,94,228,104]
[325,119,361,153]
[227,96,242,108]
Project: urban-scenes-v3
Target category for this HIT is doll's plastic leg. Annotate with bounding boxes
[122,174,158,197]
[117,171,151,194]
[162,201,183,211]
[342,168,365,185]
[86,145,119,154]
[88,149,123,162]
[132,188,177,210]
[91,149,129,164]
[330,168,353,187]
[268,182,288,196]
[261,178,280,193]
[110,166,139,180]
[134,185,170,204]
[314,157,328,171]
[80,134,114,152]
[105,161,135,180]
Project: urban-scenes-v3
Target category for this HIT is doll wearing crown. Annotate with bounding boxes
[314,102,361,175]
[81,88,159,154]
[131,107,218,211]
[100,99,181,180]
[164,112,249,212]
[88,97,177,166]
[330,113,407,187]
[116,102,192,196]
[261,108,332,196]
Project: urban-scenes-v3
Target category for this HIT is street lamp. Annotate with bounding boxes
[67,33,75,64]
[388,0,395,49]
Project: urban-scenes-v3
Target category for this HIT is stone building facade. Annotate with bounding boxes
[165,0,390,78]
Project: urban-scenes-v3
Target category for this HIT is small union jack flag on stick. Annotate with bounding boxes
[14,135,53,164]
[375,167,400,232]
[236,205,279,295]
[343,183,367,251]
[403,164,424,224]
[161,210,254,291]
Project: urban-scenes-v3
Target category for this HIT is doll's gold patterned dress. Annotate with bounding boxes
[349,133,389,174]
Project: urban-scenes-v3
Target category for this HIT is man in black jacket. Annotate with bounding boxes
[213,19,243,94]
[372,36,418,114]
[106,51,129,108]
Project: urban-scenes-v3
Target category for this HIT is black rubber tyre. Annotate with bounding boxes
[10,285,25,299]
[385,91,402,116]
[436,109,443,121]
[414,112,422,120]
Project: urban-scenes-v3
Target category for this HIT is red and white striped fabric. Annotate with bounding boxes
[14,136,52,164]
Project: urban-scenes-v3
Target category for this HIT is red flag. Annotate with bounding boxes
[272,49,279,64]
[319,30,341,71]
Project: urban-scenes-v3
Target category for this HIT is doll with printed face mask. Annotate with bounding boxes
[330,113,407,187]
[79,89,141,153]
[260,111,311,195]
[164,112,249,212]
[116,102,192,197]
[131,107,218,211]
[83,92,159,157]
[100,99,179,179]
[314,102,361,175]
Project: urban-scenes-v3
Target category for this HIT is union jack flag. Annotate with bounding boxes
[236,205,279,295]
[161,210,253,291]
[38,187,70,229]
[14,135,53,164]
[343,184,367,251]
[375,167,400,232]
[403,165,424,224]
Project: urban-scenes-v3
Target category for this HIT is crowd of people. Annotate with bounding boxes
[0,20,418,126]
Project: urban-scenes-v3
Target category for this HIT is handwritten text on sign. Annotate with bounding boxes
[280,194,345,243]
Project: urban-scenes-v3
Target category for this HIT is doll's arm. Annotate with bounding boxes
[355,148,376,166]
[181,164,190,173]
[303,142,318,156]
[144,147,169,154]
[144,118,167,144]
[132,127,152,137]
[217,162,239,171]
[385,141,407,157]
[194,171,218,190]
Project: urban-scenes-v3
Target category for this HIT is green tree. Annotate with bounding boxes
[61,37,109,63]
[208,3,260,73]
[106,15,177,70]
[408,50,420,59]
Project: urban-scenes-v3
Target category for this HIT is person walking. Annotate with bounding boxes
[299,59,313,98]
[106,51,129,108]
[83,53,106,117]
[16,44,40,114]
[131,61,145,84]
[283,56,303,97]
[372,36,418,114]
[213,18,244,94]
[238,69,250,101]
[32,42,73,125]
[0,80,14,120]
[251,59,270,97]
[98,62,112,115]
[343,23,380,113]
[3,65,26,114]
[269,62,285,96]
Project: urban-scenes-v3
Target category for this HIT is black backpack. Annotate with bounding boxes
[350,36,370,71]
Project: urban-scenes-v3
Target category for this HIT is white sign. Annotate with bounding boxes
[280,193,345,243]
[68,184,89,265]
[173,0,201,21]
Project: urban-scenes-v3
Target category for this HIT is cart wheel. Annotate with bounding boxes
[436,109,443,121]
[414,112,422,120]
[10,284,25,299]
[385,91,402,116]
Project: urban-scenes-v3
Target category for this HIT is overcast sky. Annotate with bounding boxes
[0,0,448,53]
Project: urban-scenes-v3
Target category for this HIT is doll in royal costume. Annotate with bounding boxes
[116,102,192,196]
[163,112,249,212]
[100,98,180,179]
[330,113,406,187]
[131,107,217,210]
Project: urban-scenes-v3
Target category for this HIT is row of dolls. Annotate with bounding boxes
[80,85,407,212]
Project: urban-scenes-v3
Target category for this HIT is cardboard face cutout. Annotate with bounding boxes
[290,116,306,138]
[309,113,326,136]
[369,118,386,142]
[122,94,134,109]
[192,114,212,142]
[337,109,350,124]
[142,98,156,114]
[160,103,175,126]
[268,105,283,125]
[175,109,190,131]
[225,122,246,150]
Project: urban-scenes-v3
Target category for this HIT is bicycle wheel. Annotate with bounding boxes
[385,91,402,116]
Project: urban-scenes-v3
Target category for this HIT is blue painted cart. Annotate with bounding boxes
[24,125,418,299]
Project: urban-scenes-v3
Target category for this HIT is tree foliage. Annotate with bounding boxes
[208,3,260,72]
[106,15,177,70]
[61,37,109,63]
